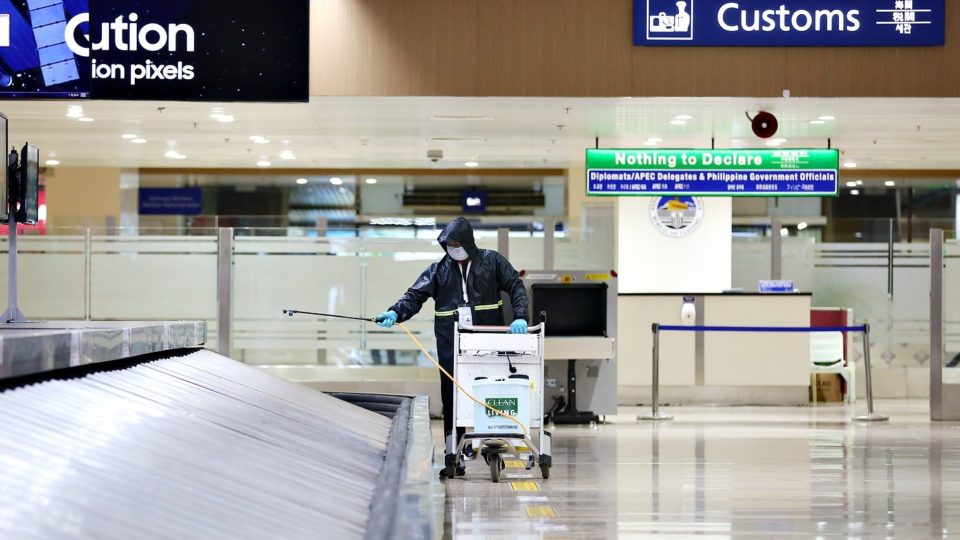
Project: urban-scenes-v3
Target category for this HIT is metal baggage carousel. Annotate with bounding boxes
[0,321,436,540]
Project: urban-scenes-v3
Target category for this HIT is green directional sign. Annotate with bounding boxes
[586,148,839,197]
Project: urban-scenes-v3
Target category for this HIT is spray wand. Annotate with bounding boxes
[283,308,530,438]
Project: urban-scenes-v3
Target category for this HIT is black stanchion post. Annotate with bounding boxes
[854,323,889,422]
[640,323,673,421]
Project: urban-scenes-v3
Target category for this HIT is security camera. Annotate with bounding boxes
[427,149,443,163]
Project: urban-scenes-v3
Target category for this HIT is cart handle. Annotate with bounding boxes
[457,323,543,334]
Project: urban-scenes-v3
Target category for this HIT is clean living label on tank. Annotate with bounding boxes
[586,149,839,197]
[634,0,944,46]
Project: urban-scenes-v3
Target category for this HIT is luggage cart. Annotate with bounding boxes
[444,320,552,482]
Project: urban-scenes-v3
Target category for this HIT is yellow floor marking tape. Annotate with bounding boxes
[510,481,540,492]
[524,506,558,518]
[504,460,524,469]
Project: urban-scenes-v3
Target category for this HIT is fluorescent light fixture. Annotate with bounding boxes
[121,134,137,139]
[780,227,789,237]
[464,161,479,168]
[646,137,663,143]
[365,178,378,184]
[766,138,786,147]
[131,138,147,144]
[643,141,658,146]
[217,115,235,123]
[843,161,858,168]
[885,180,896,187]
[819,115,836,121]
[164,150,186,160]
[850,189,860,195]
[67,106,84,118]
[797,222,808,231]
[675,114,693,120]
[670,119,686,125]
[430,115,495,121]
[256,160,271,167]
[809,120,826,125]
[296,178,308,185]
[856,180,863,185]
[78,117,94,122]
[845,181,858,188]
[330,177,344,185]
[279,150,296,160]
[44,159,60,166]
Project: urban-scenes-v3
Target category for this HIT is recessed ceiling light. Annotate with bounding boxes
[78,117,94,122]
[121,134,137,139]
[249,135,263,141]
[256,160,271,167]
[797,222,808,231]
[819,115,836,121]
[643,141,658,146]
[330,177,344,185]
[66,107,84,118]
[675,114,693,120]
[845,181,858,188]
[164,150,186,160]
[214,114,235,123]
[765,139,786,146]
[809,120,826,125]
[856,180,863,185]
[885,180,896,187]
[850,189,860,195]
[780,227,789,237]
[279,150,296,160]
[670,119,686,125]
[646,137,663,143]
[464,161,479,168]
[131,138,147,144]
[365,178,378,184]
[45,159,60,166]
[843,161,858,168]
[296,178,308,185]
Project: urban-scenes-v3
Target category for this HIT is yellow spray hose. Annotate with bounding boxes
[397,322,530,439]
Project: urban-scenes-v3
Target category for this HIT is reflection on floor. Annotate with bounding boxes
[438,401,959,539]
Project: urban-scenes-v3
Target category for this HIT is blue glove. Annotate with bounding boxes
[509,319,527,334]
[376,310,398,328]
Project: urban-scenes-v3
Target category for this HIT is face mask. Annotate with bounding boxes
[447,246,469,261]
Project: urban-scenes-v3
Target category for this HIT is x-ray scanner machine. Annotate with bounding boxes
[521,271,617,423]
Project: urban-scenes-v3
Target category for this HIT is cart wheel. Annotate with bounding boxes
[538,454,552,480]
[489,453,502,483]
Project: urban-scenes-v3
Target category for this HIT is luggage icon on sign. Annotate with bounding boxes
[649,0,692,37]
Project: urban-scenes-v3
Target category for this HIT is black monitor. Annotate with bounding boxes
[530,283,608,337]
[17,143,39,224]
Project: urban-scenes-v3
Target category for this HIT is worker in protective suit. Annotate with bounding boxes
[376,217,529,478]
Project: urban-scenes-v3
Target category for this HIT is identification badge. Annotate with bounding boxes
[457,306,473,327]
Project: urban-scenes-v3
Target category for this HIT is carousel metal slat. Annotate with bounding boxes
[0,350,393,540]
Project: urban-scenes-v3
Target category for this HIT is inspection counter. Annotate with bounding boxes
[618,293,811,405]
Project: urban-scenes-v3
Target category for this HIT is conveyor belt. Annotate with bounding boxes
[0,349,395,540]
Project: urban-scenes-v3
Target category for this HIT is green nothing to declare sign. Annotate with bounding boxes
[586,148,839,197]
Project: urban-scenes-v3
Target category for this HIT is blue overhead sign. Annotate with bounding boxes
[634,0,945,46]
[139,188,202,215]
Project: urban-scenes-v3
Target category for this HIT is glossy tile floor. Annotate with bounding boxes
[438,401,960,539]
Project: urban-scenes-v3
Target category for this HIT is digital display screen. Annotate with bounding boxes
[530,283,608,337]
[18,142,38,224]
[0,0,90,99]
[0,0,309,102]
[0,113,7,221]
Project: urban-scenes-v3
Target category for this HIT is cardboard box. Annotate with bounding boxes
[811,373,843,402]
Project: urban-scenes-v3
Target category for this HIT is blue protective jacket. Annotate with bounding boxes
[387,217,529,329]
